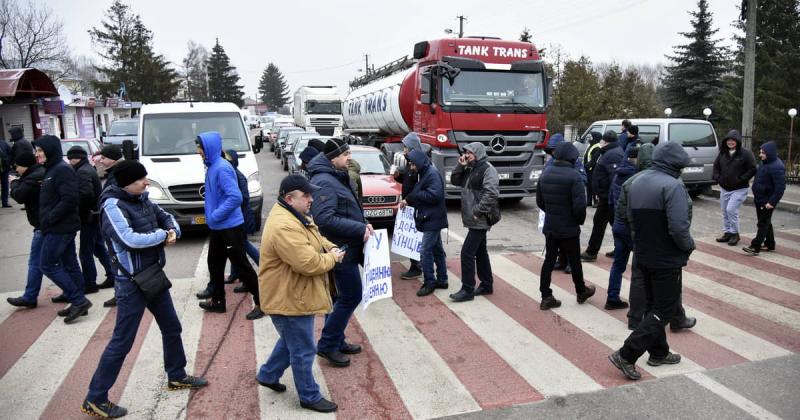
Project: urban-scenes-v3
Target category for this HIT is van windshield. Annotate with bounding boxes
[142,112,250,156]
[668,123,717,148]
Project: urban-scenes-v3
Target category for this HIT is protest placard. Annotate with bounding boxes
[362,228,393,312]
[391,206,423,260]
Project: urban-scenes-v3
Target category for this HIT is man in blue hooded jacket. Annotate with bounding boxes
[195,132,261,320]
[743,141,785,255]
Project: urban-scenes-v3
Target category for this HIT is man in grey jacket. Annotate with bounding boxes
[449,142,500,302]
[609,141,694,380]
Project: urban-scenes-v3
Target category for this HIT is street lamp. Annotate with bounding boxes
[789,108,797,171]
[664,107,672,118]
[703,108,712,120]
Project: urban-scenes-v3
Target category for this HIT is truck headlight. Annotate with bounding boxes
[445,170,452,184]
[529,169,542,181]
[247,172,262,196]
[147,179,168,201]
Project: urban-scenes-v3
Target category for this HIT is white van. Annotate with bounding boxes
[579,118,719,197]
[137,102,263,228]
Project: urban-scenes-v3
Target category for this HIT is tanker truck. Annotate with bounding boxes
[293,86,343,136]
[343,37,551,199]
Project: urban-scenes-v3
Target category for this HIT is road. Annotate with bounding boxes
[0,141,799,419]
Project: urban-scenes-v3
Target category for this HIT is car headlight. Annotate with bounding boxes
[147,179,168,200]
[247,172,262,196]
[529,169,542,181]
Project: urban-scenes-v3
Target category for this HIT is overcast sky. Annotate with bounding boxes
[44,0,742,101]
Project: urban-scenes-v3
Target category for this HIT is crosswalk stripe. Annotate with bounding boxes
[0,288,61,379]
[0,291,22,324]
[701,237,800,271]
[776,231,800,242]
[355,294,481,418]
[739,235,800,258]
[490,255,704,377]
[695,242,800,281]
[688,249,800,298]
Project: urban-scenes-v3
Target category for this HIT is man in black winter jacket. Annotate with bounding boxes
[9,126,33,166]
[35,135,92,323]
[536,142,596,310]
[712,129,756,246]
[6,152,46,308]
[583,130,625,261]
[392,132,425,279]
[68,146,114,294]
[0,136,10,207]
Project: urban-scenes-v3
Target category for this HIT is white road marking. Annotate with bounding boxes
[686,372,782,420]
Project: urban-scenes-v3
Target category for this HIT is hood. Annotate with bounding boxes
[652,141,690,177]
[463,142,487,162]
[546,133,564,151]
[35,135,63,167]
[197,131,223,167]
[637,143,654,171]
[553,141,578,164]
[722,129,742,150]
[407,149,431,172]
[402,132,422,151]
[225,148,239,168]
[307,152,337,177]
[589,131,602,144]
[361,173,402,197]
[299,146,320,164]
[9,126,24,141]
[348,158,361,173]
[761,141,778,163]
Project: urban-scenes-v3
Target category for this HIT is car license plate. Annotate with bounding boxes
[364,208,393,218]
[498,173,511,180]
[682,166,703,174]
[192,215,206,225]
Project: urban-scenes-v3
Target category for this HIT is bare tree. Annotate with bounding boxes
[0,0,72,80]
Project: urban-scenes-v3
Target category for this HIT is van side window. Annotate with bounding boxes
[637,125,660,143]
[668,123,717,147]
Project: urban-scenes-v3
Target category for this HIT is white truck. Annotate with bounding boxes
[292,86,343,137]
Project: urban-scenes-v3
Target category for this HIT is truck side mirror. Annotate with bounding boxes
[546,76,554,108]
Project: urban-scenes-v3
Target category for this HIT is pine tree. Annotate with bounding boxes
[207,38,244,107]
[519,27,532,43]
[661,0,729,118]
[258,63,290,111]
[549,56,601,131]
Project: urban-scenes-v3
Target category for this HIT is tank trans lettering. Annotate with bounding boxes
[457,45,529,58]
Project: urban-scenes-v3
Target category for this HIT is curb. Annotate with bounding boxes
[702,189,800,214]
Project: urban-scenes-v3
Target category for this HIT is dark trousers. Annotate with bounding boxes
[229,231,260,280]
[1,169,8,205]
[540,235,587,298]
[751,205,775,250]
[420,230,447,286]
[586,198,612,255]
[620,262,682,363]
[608,233,633,302]
[87,276,186,403]
[208,226,259,305]
[627,256,688,328]
[40,232,88,306]
[460,229,493,293]
[79,222,114,287]
[318,262,362,352]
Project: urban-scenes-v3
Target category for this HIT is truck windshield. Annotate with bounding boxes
[442,70,545,109]
[142,112,250,156]
[306,101,342,115]
[108,120,139,136]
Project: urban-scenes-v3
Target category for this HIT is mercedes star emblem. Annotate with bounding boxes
[489,135,506,154]
[198,185,206,198]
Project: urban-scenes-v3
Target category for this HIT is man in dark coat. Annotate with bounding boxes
[609,142,694,380]
[35,135,92,323]
[9,126,33,166]
[743,141,786,255]
[583,130,624,261]
[6,152,46,308]
[536,142,595,310]
[68,146,114,294]
[403,149,448,297]
[584,131,603,207]
[308,137,372,367]
[617,119,632,152]
[0,135,11,207]
[713,129,757,246]
[392,132,425,279]
[605,146,639,311]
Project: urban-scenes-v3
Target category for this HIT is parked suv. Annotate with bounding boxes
[136,102,263,228]
[579,118,719,197]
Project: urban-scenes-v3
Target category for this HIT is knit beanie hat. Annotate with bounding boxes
[113,160,148,188]
[100,144,123,161]
[308,138,326,152]
[14,152,35,167]
[66,146,88,160]
[324,137,350,159]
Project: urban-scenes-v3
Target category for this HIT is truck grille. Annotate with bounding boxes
[362,195,398,205]
[454,131,544,169]
[168,184,204,202]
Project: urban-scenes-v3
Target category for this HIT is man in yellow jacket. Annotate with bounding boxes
[257,175,345,413]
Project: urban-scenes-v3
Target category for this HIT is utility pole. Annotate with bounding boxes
[741,0,757,151]
[456,15,467,38]
[364,54,370,75]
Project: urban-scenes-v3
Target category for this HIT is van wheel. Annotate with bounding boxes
[688,189,704,199]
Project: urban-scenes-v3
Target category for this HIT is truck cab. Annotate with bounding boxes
[293,86,343,136]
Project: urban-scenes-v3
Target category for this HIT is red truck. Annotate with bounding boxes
[343,37,551,199]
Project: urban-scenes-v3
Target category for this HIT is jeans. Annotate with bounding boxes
[751,205,775,250]
[540,235,587,298]
[586,198,612,255]
[258,315,321,404]
[317,262,361,353]
[40,232,88,306]
[720,187,748,234]
[1,169,8,206]
[459,229,493,293]
[608,233,633,302]
[87,276,187,403]
[22,229,44,302]
[228,232,260,281]
[420,230,447,287]
[79,222,114,287]
[620,263,683,363]
[207,226,259,305]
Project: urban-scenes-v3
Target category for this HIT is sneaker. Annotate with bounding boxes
[576,285,596,304]
[245,307,264,320]
[715,232,732,243]
[340,342,362,355]
[168,375,209,390]
[233,285,248,293]
[7,296,36,308]
[97,278,115,289]
[604,300,629,310]
[670,316,697,332]
[199,300,226,313]
[195,288,212,300]
[742,246,760,256]
[81,399,128,418]
[604,250,616,258]
[300,397,338,413]
[647,352,682,366]
[103,297,117,307]
[474,285,493,296]
[317,350,350,367]
[727,233,740,246]
[64,301,92,324]
[449,289,474,302]
[256,378,287,392]
[400,268,422,280]
[608,350,641,380]
[51,294,69,304]
[435,282,449,289]
[416,284,435,297]
[539,296,561,310]
[580,252,597,262]
[763,245,776,252]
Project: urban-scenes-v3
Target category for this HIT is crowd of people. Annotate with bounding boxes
[0,122,787,416]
